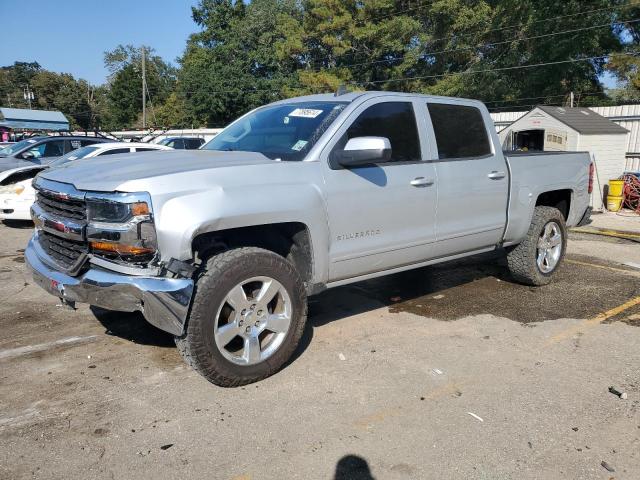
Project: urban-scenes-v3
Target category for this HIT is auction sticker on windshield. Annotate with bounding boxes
[289,108,323,118]
[291,140,308,151]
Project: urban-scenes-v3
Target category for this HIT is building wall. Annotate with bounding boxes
[577,133,629,209]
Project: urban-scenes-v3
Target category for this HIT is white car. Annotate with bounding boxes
[0,142,171,221]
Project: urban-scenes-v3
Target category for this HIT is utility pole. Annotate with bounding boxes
[141,46,146,130]
[23,86,34,109]
[570,91,574,108]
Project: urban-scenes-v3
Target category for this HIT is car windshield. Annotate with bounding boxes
[48,146,100,168]
[0,138,42,156]
[202,101,347,161]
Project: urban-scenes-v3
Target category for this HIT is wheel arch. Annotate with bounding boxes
[535,189,573,220]
[191,222,317,292]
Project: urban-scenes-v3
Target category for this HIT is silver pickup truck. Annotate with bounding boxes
[25,92,592,386]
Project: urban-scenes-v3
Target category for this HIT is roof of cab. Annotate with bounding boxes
[271,90,485,107]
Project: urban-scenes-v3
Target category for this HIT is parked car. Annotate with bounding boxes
[159,136,205,149]
[0,136,111,173]
[0,142,171,221]
[25,92,592,387]
[0,166,40,221]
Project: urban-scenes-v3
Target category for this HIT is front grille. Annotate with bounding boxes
[37,231,88,269]
[36,191,86,220]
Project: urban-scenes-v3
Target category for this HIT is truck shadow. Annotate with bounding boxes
[306,250,639,329]
[90,306,176,348]
[89,249,639,366]
[308,250,510,328]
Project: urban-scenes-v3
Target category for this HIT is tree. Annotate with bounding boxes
[178,0,300,126]
[103,44,177,129]
[606,2,640,102]
[0,61,42,108]
[275,0,624,109]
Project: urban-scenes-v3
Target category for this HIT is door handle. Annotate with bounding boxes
[487,171,506,180]
[410,177,434,187]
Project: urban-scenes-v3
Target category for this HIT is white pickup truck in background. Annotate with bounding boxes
[25,91,592,386]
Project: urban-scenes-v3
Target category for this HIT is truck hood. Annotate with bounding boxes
[38,150,275,191]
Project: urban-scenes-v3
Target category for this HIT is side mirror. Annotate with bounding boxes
[21,151,35,160]
[335,137,392,168]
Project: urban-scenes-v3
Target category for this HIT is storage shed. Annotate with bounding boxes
[0,108,69,132]
[498,105,629,209]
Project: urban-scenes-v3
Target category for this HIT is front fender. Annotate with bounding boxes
[154,181,330,285]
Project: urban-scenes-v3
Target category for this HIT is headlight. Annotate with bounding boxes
[0,184,24,195]
[85,192,158,263]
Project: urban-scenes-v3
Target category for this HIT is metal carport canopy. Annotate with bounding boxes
[0,107,69,131]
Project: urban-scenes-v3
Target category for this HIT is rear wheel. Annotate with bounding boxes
[176,247,307,387]
[507,206,567,286]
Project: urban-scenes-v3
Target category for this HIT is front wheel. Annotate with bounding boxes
[176,247,307,387]
[507,206,567,286]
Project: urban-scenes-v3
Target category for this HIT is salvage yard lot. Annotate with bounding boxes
[1,221,639,480]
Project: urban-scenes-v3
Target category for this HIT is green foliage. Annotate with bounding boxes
[178,0,300,126]
[103,44,177,129]
[0,62,101,130]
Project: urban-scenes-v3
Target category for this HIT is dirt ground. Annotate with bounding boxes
[1,219,639,480]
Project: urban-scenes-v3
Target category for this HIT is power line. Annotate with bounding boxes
[359,53,637,86]
[487,92,611,111]
[483,91,610,106]
[178,15,638,91]
[329,18,640,72]
[426,1,640,46]
[330,1,640,62]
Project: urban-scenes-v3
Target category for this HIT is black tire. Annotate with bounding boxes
[506,206,567,286]
[176,247,307,387]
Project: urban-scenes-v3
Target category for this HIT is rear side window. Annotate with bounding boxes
[345,102,420,162]
[98,148,131,156]
[427,104,491,159]
[135,147,160,152]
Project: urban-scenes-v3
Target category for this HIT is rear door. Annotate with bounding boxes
[425,101,509,257]
[321,97,438,282]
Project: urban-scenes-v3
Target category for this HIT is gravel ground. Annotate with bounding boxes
[1,220,639,480]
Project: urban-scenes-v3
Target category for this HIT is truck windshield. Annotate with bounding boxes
[202,102,347,161]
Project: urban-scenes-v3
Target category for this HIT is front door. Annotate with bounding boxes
[321,98,438,282]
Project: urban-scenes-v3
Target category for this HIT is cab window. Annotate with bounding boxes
[23,139,65,159]
[97,148,131,156]
[427,103,491,159]
[343,102,420,162]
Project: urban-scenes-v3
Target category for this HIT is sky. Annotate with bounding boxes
[1,0,198,85]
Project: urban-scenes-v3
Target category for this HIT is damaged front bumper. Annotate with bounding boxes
[25,236,193,336]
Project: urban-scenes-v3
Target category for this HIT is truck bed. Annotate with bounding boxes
[502,151,591,246]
